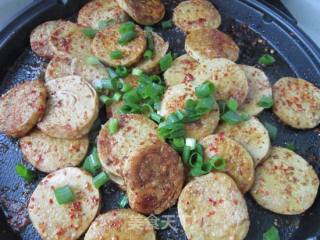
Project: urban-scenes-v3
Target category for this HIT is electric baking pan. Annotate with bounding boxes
[0,0,320,239]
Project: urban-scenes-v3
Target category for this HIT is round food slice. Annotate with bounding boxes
[215,117,271,167]
[135,32,169,74]
[193,58,248,105]
[78,0,128,29]
[238,65,272,116]
[159,83,220,140]
[37,76,99,139]
[185,28,240,62]
[273,77,320,129]
[173,0,221,33]
[84,209,155,240]
[199,134,255,193]
[0,80,46,138]
[123,141,185,214]
[251,147,319,215]
[163,54,199,87]
[50,21,92,59]
[28,167,100,240]
[116,0,165,25]
[97,114,159,187]
[30,20,64,59]
[92,23,146,67]
[45,56,74,81]
[178,172,250,240]
[20,129,89,173]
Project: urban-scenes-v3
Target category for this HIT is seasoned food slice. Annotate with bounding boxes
[28,167,100,240]
[45,56,74,81]
[50,21,92,59]
[0,80,46,138]
[78,0,128,29]
[163,54,199,87]
[116,0,165,25]
[20,129,89,173]
[136,32,169,74]
[193,58,248,104]
[124,141,185,214]
[159,83,220,140]
[238,65,272,116]
[92,23,146,67]
[273,77,320,129]
[200,134,255,193]
[215,117,271,167]
[178,172,250,240]
[30,20,64,59]
[185,28,240,62]
[97,114,159,187]
[85,209,155,240]
[173,0,221,33]
[37,76,99,139]
[251,147,319,215]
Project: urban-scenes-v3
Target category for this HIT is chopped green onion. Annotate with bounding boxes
[150,112,163,123]
[110,50,123,59]
[146,31,154,51]
[144,49,154,59]
[115,66,129,78]
[93,172,110,189]
[54,186,75,205]
[195,97,215,112]
[112,92,122,102]
[118,31,137,45]
[160,52,173,71]
[141,104,154,115]
[99,78,116,90]
[158,122,186,139]
[263,226,280,240]
[81,27,97,38]
[144,26,154,32]
[109,118,119,134]
[258,95,274,109]
[190,166,209,177]
[185,138,196,150]
[217,100,226,114]
[118,194,129,208]
[285,142,296,152]
[182,145,191,164]
[196,143,203,156]
[259,54,276,66]
[263,122,277,140]
[99,95,112,106]
[172,138,185,151]
[15,164,36,183]
[119,21,135,34]
[82,148,102,175]
[107,67,118,80]
[123,89,141,103]
[98,19,115,30]
[209,156,226,170]
[121,83,132,93]
[149,75,162,84]
[86,56,100,65]
[132,68,143,76]
[195,82,215,98]
[188,152,203,168]
[226,98,238,112]
[161,20,173,29]
[221,111,249,125]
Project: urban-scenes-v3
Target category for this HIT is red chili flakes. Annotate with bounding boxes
[56,227,66,236]
[69,201,82,220]
[183,73,194,83]
[207,211,215,217]
[49,199,53,204]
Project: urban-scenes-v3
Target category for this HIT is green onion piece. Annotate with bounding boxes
[144,49,154,59]
[285,142,296,152]
[118,194,129,208]
[93,172,110,189]
[258,95,274,109]
[119,21,135,34]
[182,145,191,164]
[172,138,185,149]
[167,112,180,124]
[149,75,162,84]
[158,122,186,139]
[196,143,204,156]
[98,19,115,30]
[54,186,75,205]
[99,95,112,106]
[112,92,122,102]
[188,152,203,168]
[263,226,280,240]
[190,167,208,177]
[209,156,226,170]
[118,31,137,45]
[109,118,119,134]
[107,67,118,79]
[161,20,173,29]
[123,89,140,103]
[15,164,36,183]
[217,100,226,114]
[141,104,154,115]
[263,121,277,140]
[195,82,215,98]
[226,98,238,112]
[110,50,123,59]
[103,78,117,90]
[221,111,249,125]
[259,54,276,66]
[115,66,129,78]
[144,26,154,32]
[160,53,173,72]
[81,27,98,38]
[185,99,198,110]
[82,148,102,175]
[195,97,215,112]
[132,68,143,76]
[185,138,196,150]
[150,112,163,123]
[86,56,100,65]
[121,83,132,93]
[146,31,154,51]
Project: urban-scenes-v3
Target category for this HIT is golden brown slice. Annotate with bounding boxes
[200,134,255,193]
[20,129,89,173]
[116,0,165,25]
[37,76,99,139]
[45,56,74,81]
[78,0,128,29]
[84,209,155,240]
[124,141,185,214]
[163,54,199,87]
[50,21,92,59]
[215,117,271,167]
[28,167,100,240]
[135,32,169,74]
[92,23,146,67]
[193,58,248,104]
[173,0,221,33]
[178,172,250,240]
[160,83,220,140]
[185,28,240,62]
[0,80,46,138]
[238,65,272,116]
[273,77,320,129]
[251,147,319,215]
[30,20,64,59]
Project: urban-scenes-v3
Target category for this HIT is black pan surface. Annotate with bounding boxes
[0,0,320,239]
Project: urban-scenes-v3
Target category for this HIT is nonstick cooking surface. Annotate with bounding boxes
[0,0,320,239]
